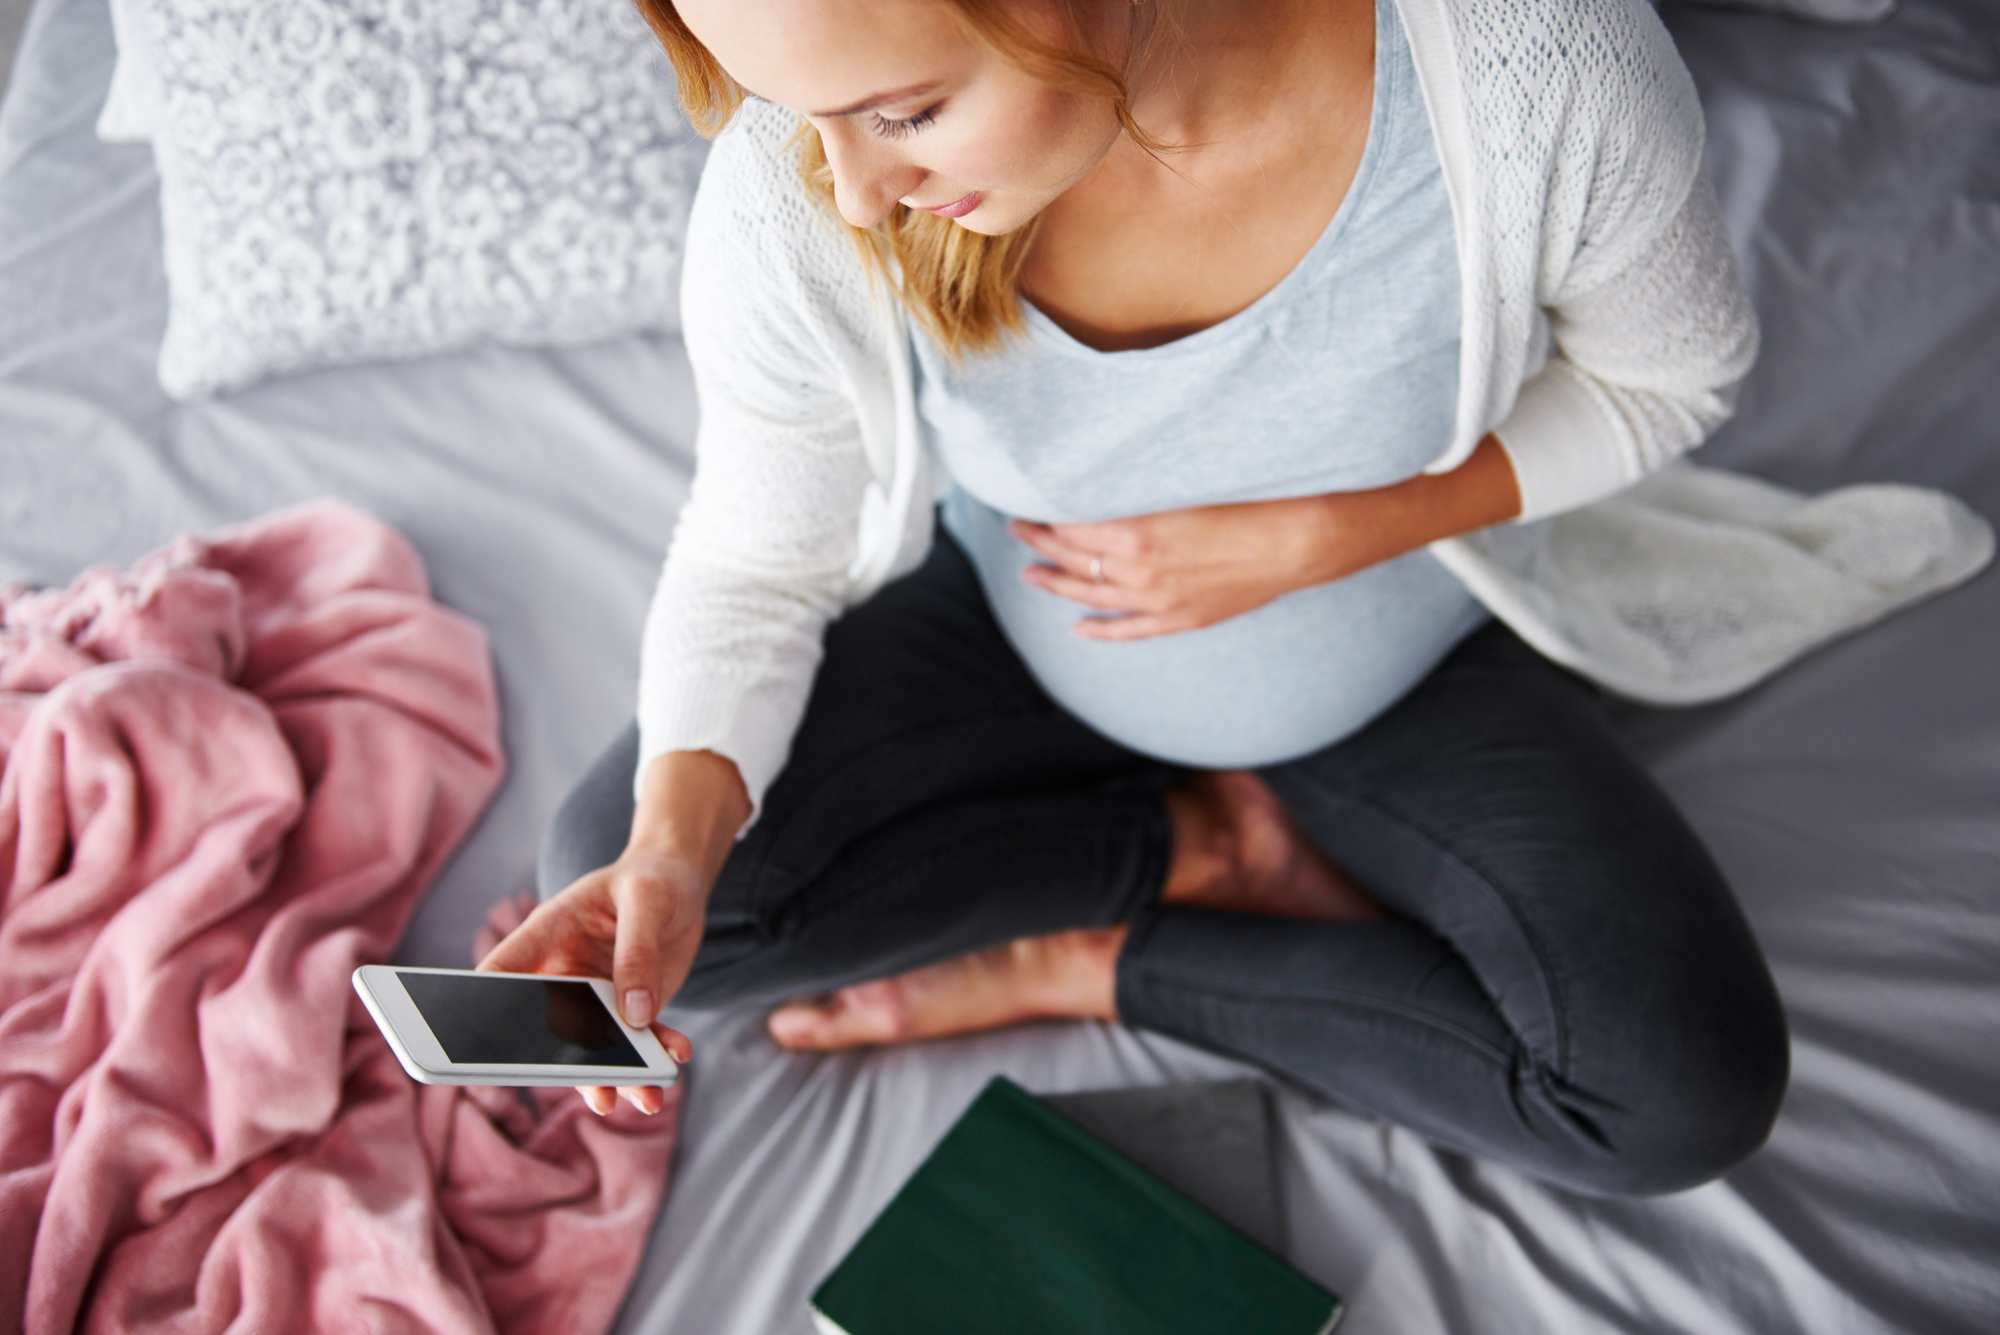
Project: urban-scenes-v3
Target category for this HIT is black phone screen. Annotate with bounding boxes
[400,972,646,1067]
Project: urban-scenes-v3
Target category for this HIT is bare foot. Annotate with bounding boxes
[766,926,1125,1051]
[1162,770,1384,921]
[764,771,1381,1053]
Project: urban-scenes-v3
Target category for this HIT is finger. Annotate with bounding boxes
[652,1023,694,1065]
[609,874,669,1029]
[1009,521,1108,581]
[612,1021,692,1116]
[617,1084,666,1115]
[1006,520,1072,563]
[1007,517,1061,549]
[475,900,568,974]
[1012,515,1136,553]
[1026,564,1164,612]
[470,890,540,963]
[580,1085,617,1116]
[1024,531,1120,583]
[1074,612,1201,641]
[1027,564,1144,609]
[1043,518,1145,560]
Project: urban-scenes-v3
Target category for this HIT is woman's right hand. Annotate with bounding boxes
[476,844,711,1116]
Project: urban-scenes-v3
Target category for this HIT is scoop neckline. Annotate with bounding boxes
[1016,0,1393,364]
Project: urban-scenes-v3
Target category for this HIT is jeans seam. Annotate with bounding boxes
[1272,768,1572,1077]
[1119,961,1516,1071]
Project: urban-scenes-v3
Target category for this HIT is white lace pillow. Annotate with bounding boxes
[118,0,709,401]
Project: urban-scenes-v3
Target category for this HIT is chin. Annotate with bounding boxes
[950,196,1043,238]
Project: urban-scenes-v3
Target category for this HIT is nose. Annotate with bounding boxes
[816,122,926,230]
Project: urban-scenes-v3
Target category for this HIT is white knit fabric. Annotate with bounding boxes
[639,0,1991,832]
[1439,468,1992,702]
[120,0,710,402]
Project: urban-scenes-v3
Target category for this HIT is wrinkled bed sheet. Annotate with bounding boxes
[2,0,1996,1331]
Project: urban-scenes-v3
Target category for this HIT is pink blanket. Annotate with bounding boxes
[0,501,679,1334]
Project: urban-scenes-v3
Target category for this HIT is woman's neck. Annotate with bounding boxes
[1120,0,1374,155]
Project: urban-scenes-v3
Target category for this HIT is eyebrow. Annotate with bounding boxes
[743,82,944,118]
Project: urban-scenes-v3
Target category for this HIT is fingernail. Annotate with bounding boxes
[623,989,655,1026]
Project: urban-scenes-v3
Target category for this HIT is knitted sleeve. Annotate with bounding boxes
[1489,0,1761,523]
[633,111,875,836]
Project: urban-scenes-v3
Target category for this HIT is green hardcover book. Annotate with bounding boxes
[809,1076,1344,1334]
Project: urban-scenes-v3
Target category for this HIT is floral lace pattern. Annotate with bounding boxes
[127,0,709,400]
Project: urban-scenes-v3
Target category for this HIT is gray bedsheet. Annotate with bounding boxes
[3,0,1996,1331]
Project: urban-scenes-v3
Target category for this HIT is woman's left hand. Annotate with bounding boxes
[1009,491,1402,641]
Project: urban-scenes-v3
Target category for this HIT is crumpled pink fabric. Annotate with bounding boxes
[0,500,679,1334]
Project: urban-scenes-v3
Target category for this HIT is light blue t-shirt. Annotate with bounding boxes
[915,0,1491,767]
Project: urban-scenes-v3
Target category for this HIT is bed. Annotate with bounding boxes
[2,0,1996,1330]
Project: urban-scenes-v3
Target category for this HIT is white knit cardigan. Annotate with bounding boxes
[638,0,1993,829]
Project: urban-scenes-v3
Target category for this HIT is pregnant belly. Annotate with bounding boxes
[944,487,1492,767]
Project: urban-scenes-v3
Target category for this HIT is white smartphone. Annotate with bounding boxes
[352,965,680,1087]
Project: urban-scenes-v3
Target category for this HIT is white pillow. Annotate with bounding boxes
[119,0,710,402]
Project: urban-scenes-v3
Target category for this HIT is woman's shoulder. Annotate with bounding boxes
[710,96,812,174]
[1426,0,1704,257]
[1429,0,1697,128]
[690,99,832,251]
[683,98,877,325]
[681,100,894,376]
[689,99,865,273]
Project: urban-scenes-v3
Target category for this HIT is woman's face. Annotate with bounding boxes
[674,0,1129,234]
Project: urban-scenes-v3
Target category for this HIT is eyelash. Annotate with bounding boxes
[871,105,940,140]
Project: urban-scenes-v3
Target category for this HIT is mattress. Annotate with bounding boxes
[2,1,1996,1332]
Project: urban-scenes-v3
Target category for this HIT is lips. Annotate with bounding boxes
[913,191,982,219]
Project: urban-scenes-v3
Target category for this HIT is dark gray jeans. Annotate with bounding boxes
[543,517,1789,1196]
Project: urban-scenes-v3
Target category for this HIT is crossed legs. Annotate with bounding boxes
[541,528,1788,1195]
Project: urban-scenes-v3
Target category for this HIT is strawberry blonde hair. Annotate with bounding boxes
[633,0,1181,362]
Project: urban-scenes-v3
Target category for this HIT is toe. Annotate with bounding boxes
[768,986,907,1050]
[767,996,837,1048]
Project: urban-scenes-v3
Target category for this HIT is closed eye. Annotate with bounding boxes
[871,104,941,141]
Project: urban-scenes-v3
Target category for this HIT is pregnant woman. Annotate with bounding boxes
[483,0,1789,1195]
